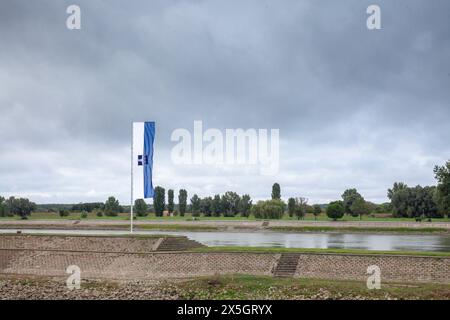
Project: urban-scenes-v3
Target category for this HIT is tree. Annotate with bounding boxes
[167,189,175,215]
[294,197,308,220]
[58,209,70,217]
[326,201,345,221]
[239,194,252,218]
[0,196,8,217]
[153,186,165,217]
[221,191,241,217]
[134,199,148,217]
[178,189,187,216]
[387,182,408,200]
[341,189,362,216]
[200,197,213,216]
[190,194,201,217]
[434,161,450,217]
[104,196,121,217]
[271,183,281,200]
[350,197,371,220]
[312,204,322,220]
[287,198,296,217]
[391,185,440,219]
[211,194,222,217]
[251,199,285,219]
[8,197,36,219]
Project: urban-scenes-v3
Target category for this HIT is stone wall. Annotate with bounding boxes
[294,253,449,283]
[0,235,449,284]
[0,235,162,253]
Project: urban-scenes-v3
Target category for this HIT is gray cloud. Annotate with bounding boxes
[0,0,449,204]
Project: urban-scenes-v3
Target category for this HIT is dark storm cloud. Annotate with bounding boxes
[0,0,449,203]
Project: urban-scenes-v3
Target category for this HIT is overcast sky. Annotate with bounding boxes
[0,0,449,204]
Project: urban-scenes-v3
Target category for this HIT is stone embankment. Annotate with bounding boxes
[0,235,448,284]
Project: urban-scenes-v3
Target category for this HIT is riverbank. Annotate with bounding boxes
[1,274,448,300]
[1,219,449,234]
[1,234,449,284]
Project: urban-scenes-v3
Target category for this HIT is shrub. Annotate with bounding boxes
[326,201,345,221]
[134,199,148,217]
[80,211,88,219]
[251,199,285,219]
[59,209,70,217]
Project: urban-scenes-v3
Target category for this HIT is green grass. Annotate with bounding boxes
[269,226,449,234]
[132,224,218,231]
[192,246,450,257]
[174,274,450,300]
[2,211,450,222]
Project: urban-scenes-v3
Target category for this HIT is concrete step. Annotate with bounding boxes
[273,253,301,278]
[156,237,205,251]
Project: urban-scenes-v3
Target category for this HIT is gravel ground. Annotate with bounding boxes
[2,275,445,300]
[0,276,183,300]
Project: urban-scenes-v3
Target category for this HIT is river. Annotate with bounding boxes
[1,228,450,252]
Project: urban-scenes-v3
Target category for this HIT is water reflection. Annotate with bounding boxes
[1,229,449,253]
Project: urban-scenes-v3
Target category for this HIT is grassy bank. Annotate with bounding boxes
[2,211,450,222]
[175,274,450,300]
[192,246,450,257]
[269,226,449,234]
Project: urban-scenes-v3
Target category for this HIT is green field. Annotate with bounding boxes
[1,211,450,222]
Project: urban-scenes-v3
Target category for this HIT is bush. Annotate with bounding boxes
[96,210,103,217]
[59,209,70,217]
[251,199,285,219]
[80,211,88,219]
[104,196,121,217]
[134,199,148,217]
[326,201,345,221]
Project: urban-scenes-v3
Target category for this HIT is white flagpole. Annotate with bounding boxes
[130,122,134,233]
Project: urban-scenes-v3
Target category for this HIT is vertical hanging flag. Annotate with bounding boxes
[132,122,155,199]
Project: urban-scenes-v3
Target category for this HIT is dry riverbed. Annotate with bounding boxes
[1,274,449,300]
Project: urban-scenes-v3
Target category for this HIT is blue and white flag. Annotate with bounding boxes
[133,122,155,199]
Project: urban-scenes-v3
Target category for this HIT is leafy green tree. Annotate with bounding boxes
[391,185,439,219]
[178,189,187,217]
[0,196,8,217]
[313,204,322,220]
[326,201,345,221]
[251,199,285,219]
[391,188,410,217]
[167,189,175,215]
[58,209,70,217]
[221,191,241,217]
[294,197,307,220]
[134,199,148,217]
[8,197,36,219]
[211,194,222,217]
[153,186,165,217]
[341,188,362,216]
[200,197,213,216]
[271,183,281,200]
[287,198,296,217]
[239,194,252,218]
[350,197,371,220]
[190,194,201,217]
[104,196,121,216]
[387,182,408,200]
[434,161,450,217]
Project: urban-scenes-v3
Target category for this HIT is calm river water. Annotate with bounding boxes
[1,228,450,252]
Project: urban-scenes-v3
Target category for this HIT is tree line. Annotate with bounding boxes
[2,160,448,220]
[0,196,36,219]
